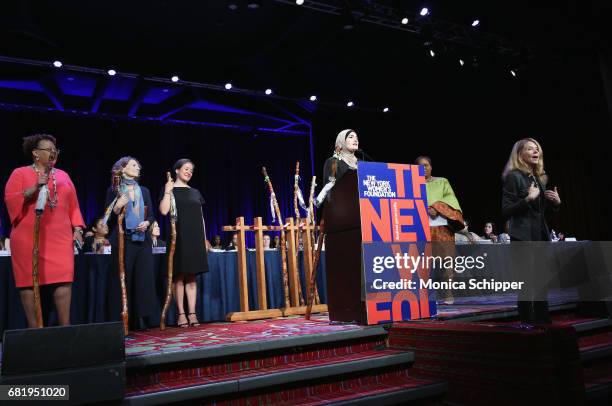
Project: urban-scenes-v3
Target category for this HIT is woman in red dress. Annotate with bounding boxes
[4,134,84,328]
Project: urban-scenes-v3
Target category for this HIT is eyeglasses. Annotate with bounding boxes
[35,148,61,155]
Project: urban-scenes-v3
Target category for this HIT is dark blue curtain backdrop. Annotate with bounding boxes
[0,109,313,245]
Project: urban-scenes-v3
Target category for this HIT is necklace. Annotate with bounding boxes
[31,164,58,209]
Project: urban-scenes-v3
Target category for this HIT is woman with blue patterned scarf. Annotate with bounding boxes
[105,156,157,331]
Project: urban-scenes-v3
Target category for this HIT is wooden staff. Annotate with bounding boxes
[307,175,321,305]
[293,162,305,306]
[114,173,129,336]
[305,159,337,320]
[31,165,51,328]
[262,167,290,308]
[160,172,177,330]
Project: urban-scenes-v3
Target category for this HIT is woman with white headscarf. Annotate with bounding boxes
[316,129,359,206]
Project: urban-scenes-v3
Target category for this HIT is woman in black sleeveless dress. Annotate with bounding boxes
[159,159,209,327]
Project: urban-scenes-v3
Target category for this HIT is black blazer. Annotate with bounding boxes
[502,169,557,241]
[104,185,156,245]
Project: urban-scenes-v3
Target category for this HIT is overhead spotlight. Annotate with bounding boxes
[228,3,238,10]
[309,95,317,101]
[171,75,179,82]
[347,101,354,107]
[265,88,273,95]
[225,82,233,90]
[247,1,260,9]
[420,7,429,17]
[52,60,62,68]
[383,107,390,113]
[429,49,435,57]
[296,0,304,5]
[472,19,480,27]
[401,17,409,25]
[459,59,465,66]
[107,69,117,76]
[510,70,517,77]
[342,8,356,30]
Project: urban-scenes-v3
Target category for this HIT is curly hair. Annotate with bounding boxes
[110,156,141,184]
[22,134,57,159]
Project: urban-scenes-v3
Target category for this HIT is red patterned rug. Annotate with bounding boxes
[125,314,363,357]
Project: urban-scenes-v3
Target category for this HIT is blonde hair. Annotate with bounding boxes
[502,138,547,185]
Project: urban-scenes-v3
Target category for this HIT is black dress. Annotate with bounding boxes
[172,187,209,274]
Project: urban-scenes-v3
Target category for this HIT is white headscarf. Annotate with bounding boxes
[334,129,358,169]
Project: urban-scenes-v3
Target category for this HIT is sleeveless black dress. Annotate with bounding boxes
[172,187,209,274]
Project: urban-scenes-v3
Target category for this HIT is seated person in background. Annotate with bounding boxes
[498,221,511,244]
[84,217,110,254]
[557,231,566,241]
[272,235,280,250]
[150,221,165,248]
[225,233,238,250]
[454,219,479,244]
[0,235,9,252]
[481,222,498,243]
[263,234,272,250]
[211,235,223,249]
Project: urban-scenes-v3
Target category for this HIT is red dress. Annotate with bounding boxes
[4,166,84,288]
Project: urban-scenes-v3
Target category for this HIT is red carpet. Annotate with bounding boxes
[207,369,443,405]
[125,314,357,357]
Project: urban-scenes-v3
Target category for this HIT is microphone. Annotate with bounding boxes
[35,164,52,214]
[356,148,375,162]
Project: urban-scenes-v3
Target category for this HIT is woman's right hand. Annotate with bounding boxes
[115,194,129,209]
[37,172,48,187]
[164,178,174,194]
[526,183,540,202]
[428,207,438,218]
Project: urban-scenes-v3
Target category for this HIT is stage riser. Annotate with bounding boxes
[184,366,446,406]
[127,337,385,392]
[389,322,586,405]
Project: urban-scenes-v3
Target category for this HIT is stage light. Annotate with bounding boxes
[171,75,179,82]
[162,88,169,93]
[429,49,435,57]
[225,82,233,90]
[52,60,62,68]
[296,0,304,5]
[107,69,116,76]
[342,8,355,30]
[247,1,260,9]
[459,59,465,66]
[420,7,429,17]
[510,70,517,77]
[265,88,272,95]
[472,20,480,27]
[383,107,389,113]
[401,17,409,25]
[347,101,354,107]
[228,3,238,10]
[310,95,317,101]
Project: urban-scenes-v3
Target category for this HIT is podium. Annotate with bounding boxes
[323,162,436,325]
[323,171,367,324]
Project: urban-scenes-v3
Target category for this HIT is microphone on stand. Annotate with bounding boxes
[356,148,375,162]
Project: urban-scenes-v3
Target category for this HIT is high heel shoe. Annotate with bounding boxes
[187,312,200,327]
[177,313,189,328]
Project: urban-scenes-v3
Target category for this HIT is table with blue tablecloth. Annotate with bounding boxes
[0,251,327,338]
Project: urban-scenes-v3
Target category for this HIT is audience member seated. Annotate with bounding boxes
[211,235,223,249]
[150,221,165,248]
[481,222,498,243]
[225,233,238,250]
[84,217,110,254]
[498,221,511,244]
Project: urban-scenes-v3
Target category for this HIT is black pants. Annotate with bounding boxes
[109,239,158,327]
